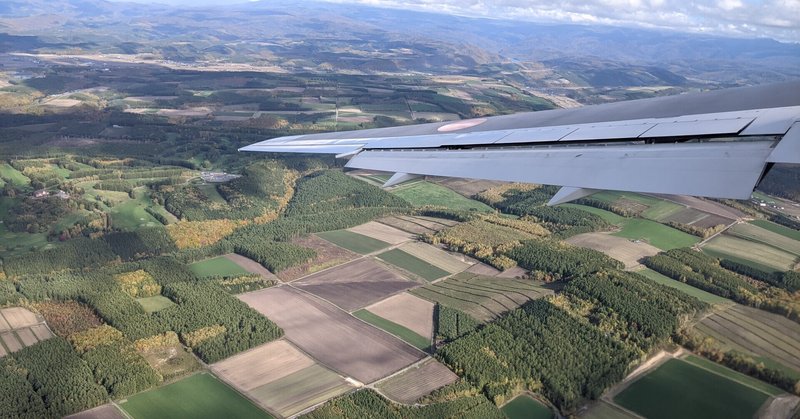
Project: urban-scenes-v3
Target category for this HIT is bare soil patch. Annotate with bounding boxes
[43,98,82,107]
[692,214,735,229]
[15,328,38,346]
[65,404,127,419]
[292,258,418,312]
[348,221,414,245]
[398,242,473,273]
[378,359,459,404]
[365,293,435,339]
[433,178,508,197]
[1,332,22,353]
[1,307,39,329]
[211,340,314,391]
[248,364,353,417]
[225,253,278,281]
[0,315,9,332]
[30,324,53,341]
[239,286,425,383]
[377,216,435,235]
[566,232,661,269]
[467,263,503,276]
[277,235,359,282]
[496,266,529,279]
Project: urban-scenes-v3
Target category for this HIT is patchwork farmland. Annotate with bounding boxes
[291,258,418,311]
[212,340,353,417]
[239,286,425,384]
[376,358,459,404]
[277,235,359,282]
[0,307,53,356]
[410,273,552,322]
[695,304,800,373]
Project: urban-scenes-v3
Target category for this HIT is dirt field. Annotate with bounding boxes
[1,307,39,329]
[43,98,82,107]
[248,364,353,417]
[30,324,53,341]
[664,208,714,225]
[239,286,425,384]
[211,340,315,391]
[433,177,508,197]
[292,258,418,312]
[566,232,661,269]
[365,293,435,339]
[0,315,9,332]
[466,263,503,276]
[348,221,414,245]
[496,266,529,279]
[277,235,359,282]
[377,359,459,404]
[65,404,127,419]
[224,253,278,281]
[1,332,22,353]
[16,328,38,346]
[398,242,473,273]
[377,216,436,235]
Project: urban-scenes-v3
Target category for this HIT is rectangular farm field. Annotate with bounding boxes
[190,256,250,278]
[316,230,390,254]
[238,286,424,384]
[376,248,450,282]
[120,373,271,419]
[613,358,770,419]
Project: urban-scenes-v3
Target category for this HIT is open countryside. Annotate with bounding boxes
[0,1,799,417]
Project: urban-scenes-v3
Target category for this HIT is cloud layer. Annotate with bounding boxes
[322,0,800,42]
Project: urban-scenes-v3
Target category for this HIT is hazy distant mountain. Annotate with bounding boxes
[0,0,797,86]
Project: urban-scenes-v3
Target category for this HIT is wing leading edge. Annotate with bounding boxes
[240,82,800,205]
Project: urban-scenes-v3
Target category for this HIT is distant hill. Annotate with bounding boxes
[0,0,797,88]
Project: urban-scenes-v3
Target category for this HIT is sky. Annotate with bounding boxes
[115,0,800,42]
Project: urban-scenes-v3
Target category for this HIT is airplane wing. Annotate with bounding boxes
[240,81,800,205]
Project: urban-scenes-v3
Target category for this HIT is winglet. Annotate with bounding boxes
[547,186,599,206]
[383,172,419,188]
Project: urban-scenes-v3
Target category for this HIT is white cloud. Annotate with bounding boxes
[320,0,800,42]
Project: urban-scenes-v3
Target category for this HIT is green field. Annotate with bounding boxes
[682,355,785,396]
[109,190,162,231]
[120,373,271,419]
[729,223,800,256]
[750,219,800,241]
[0,163,31,188]
[376,248,450,281]
[316,230,390,254]
[390,180,493,212]
[637,268,731,305]
[190,256,249,277]
[589,191,684,220]
[702,235,796,271]
[501,395,552,419]
[137,295,176,313]
[410,272,551,322]
[614,358,770,419]
[564,204,699,250]
[353,309,431,351]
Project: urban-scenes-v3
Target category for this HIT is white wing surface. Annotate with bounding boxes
[241,81,800,205]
